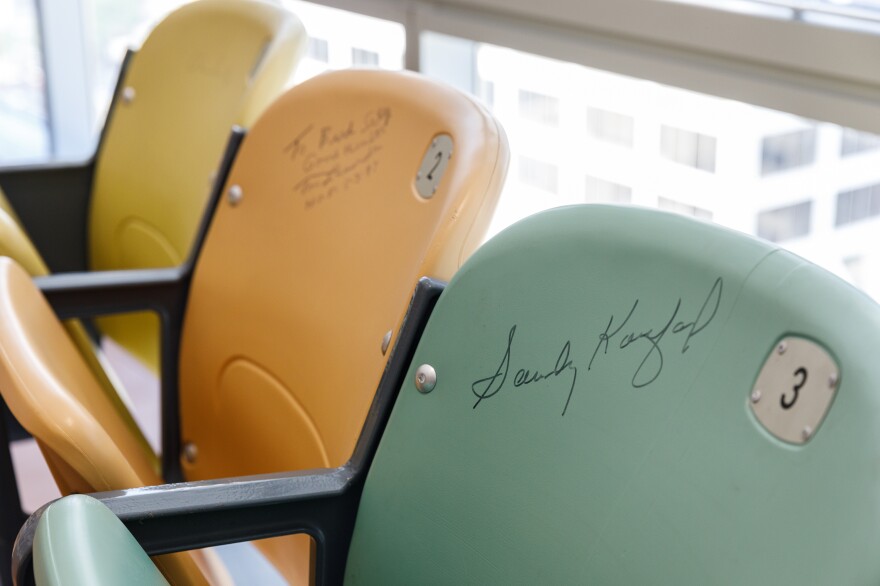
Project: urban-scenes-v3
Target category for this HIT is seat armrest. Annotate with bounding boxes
[37,266,191,482]
[36,266,189,320]
[12,278,446,586]
[13,469,357,586]
[0,160,96,274]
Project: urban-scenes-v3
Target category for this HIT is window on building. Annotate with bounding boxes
[760,128,817,175]
[586,107,634,147]
[657,197,712,220]
[585,176,632,203]
[283,1,405,83]
[660,126,716,172]
[836,183,880,227]
[841,128,880,157]
[352,47,379,66]
[519,156,559,193]
[308,37,329,62]
[478,77,495,109]
[757,201,812,242]
[518,89,559,126]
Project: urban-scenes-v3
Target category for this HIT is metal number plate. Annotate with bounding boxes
[415,134,453,199]
[749,337,839,445]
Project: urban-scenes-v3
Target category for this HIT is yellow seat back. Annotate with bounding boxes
[91,0,306,370]
[0,189,157,474]
[177,69,508,581]
[0,259,220,586]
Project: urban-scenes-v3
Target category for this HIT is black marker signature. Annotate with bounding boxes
[293,145,382,195]
[588,277,723,388]
[283,125,313,162]
[471,325,578,416]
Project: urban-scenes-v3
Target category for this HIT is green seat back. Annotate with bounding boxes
[345,205,880,584]
[34,495,168,586]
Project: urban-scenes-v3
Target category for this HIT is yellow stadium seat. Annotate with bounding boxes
[90,0,306,372]
[0,187,155,473]
[3,0,307,372]
[0,69,508,583]
[0,259,228,585]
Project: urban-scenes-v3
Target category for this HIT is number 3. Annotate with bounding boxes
[781,367,807,410]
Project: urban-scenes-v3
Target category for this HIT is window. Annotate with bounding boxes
[307,37,329,62]
[660,126,716,172]
[519,156,559,194]
[283,1,405,83]
[841,128,880,157]
[478,78,495,109]
[836,183,880,227]
[518,90,559,126]
[757,201,813,242]
[585,176,631,204]
[352,48,379,66]
[658,197,712,220]
[0,0,49,162]
[587,107,634,147]
[761,128,817,175]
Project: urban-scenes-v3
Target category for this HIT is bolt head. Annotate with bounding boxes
[227,184,243,206]
[415,364,437,394]
[182,442,198,463]
[381,330,392,355]
[122,86,135,104]
[750,389,762,403]
[829,372,839,388]
[802,426,813,440]
[777,341,787,355]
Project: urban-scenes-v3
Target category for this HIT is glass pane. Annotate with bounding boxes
[0,0,50,163]
[420,31,880,300]
[282,1,405,83]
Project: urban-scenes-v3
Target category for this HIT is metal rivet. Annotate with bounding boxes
[829,372,838,388]
[182,442,198,463]
[122,86,135,104]
[227,184,243,206]
[750,389,762,403]
[777,341,787,355]
[415,364,436,394]
[381,330,392,355]
[802,426,813,440]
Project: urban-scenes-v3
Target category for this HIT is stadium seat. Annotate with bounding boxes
[14,205,880,585]
[0,68,509,583]
[33,495,169,586]
[2,0,307,373]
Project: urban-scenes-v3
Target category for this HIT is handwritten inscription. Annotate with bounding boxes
[470,277,723,416]
[282,107,391,210]
[471,325,578,416]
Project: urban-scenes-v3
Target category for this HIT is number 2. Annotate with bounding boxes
[781,367,807,410]
[427,151,443,181]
